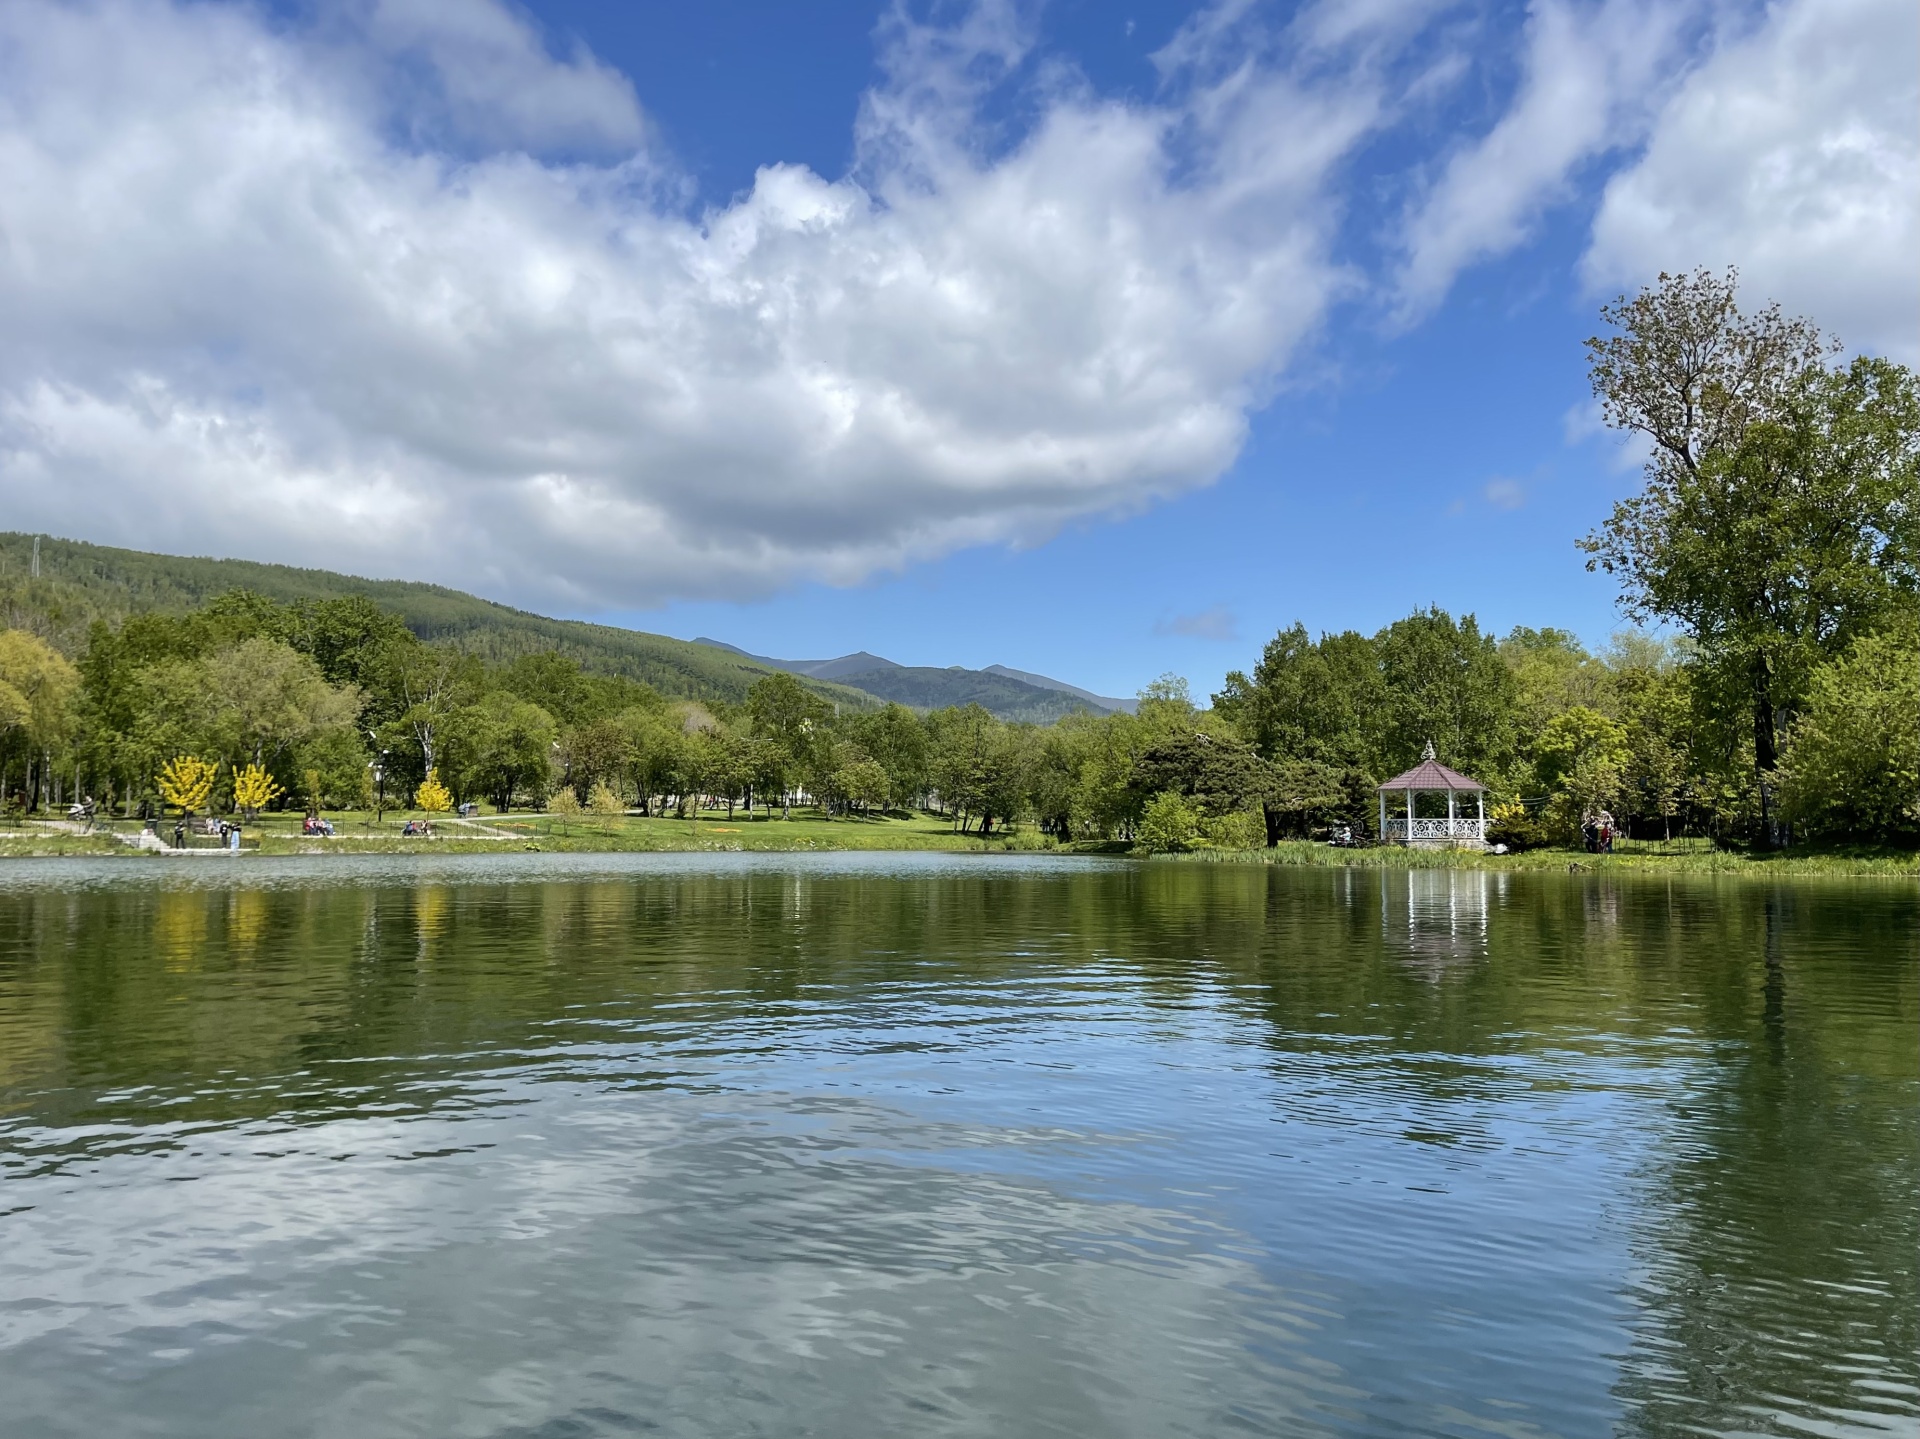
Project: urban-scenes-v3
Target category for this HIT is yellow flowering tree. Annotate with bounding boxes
[232,762,284,820]
[587,780,625,834]
[157,755,218,819]
[414,767,453,813]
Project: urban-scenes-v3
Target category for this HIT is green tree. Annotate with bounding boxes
[746,673,829,769]
[1215,625,1383,773]
[1582,269,1918,838]
[1778,623,1920,842]
[562,717,632,802]
[447,691,556,811]
[838,756,890,815]
[389,645,482,781]
[0,631,81,808]
[617,707,685,817]
[280,595,419,696]
[1534,707,1632,839]
[927,705,1024,832]
[1135,791,1200,854]
[1500,628,1614,740]
[702,730,757,819]
[1131,731,1273,819]
[849,703,929,810]
[1613,662,1693,840]
[1061,712,1141,840]
[1264,757,1350,842]
[1374,608,1517,778]
[133,639,360,801]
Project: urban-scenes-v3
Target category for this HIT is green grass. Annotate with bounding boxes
[4,811,1911,876]
[0,808,1030,858]
[1178,838,1920,878]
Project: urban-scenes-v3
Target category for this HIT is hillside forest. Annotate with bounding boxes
[1,271,1913,849]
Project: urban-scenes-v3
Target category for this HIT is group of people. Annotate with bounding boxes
[302,813,336,836]
[1581,810,1617,854]
[167,816,243,850]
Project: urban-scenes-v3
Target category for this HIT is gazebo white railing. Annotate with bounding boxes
[1383,815,1487,843]
[1377,742,1489,849]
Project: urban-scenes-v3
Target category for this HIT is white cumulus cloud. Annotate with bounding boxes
[1583,0,1919,361]
[0,0,1373,610]
[1394,0,1696,315]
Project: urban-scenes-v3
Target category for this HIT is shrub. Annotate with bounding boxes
[1779,624,1920,842]
[1485,799,1550,851]
[1136,791,1200,854]
[587,781,626,832]
[1006,827,1057,851]
[1201,809,1265,850]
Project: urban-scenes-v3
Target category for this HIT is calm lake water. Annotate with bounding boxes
[0,854,1913,1438]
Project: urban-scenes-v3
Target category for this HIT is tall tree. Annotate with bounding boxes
[850,703,929,811]
[745,672,829,782]
[1373,608,1516,778]
[1583,270,1918,836]
[1215,625,1384,773]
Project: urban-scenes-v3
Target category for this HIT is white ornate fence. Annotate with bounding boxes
[1384,817,1486,843]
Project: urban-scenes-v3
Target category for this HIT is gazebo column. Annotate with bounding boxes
[1378,790,1387,842]
[1477,792,1485,838]
[1447,790,1456,836]
[1406,788,1413,839]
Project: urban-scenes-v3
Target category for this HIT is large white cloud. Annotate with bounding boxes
[1390,0,1707,318]
[0,0,1375,609]
[5,0,1907,614]
[1584,0,1919,360]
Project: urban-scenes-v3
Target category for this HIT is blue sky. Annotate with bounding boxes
[1,0,1911,701]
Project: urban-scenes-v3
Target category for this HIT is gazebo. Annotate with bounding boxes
[1378,742,1488,849]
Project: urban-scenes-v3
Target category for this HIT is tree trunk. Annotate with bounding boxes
[1751,654,1779,846]
[1262,805,1283,848]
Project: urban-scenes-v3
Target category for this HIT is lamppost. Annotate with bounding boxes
[371,750,389,826]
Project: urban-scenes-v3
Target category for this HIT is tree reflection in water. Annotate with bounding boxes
[0,855,1909,1436]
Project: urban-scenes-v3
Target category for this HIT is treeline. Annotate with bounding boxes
[0,271,1912,847]
[0,585,1908,848]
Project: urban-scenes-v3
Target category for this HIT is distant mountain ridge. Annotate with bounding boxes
[0,533,874,708]
[695,639,1133,722]
[982,664,1137,715]
[0,533,1130,724]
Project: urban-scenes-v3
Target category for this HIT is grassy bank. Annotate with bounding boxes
[0,809,1028,859]
[1179,838,1920,878]
[1,811,1911,877]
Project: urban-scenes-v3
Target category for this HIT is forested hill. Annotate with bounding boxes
[695,640,1122,724]
[0,533,872,707]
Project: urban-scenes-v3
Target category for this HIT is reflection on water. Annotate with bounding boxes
[1383,869,1493,973]
[0,853,1913,1439]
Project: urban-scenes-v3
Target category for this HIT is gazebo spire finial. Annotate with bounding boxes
[1422,738,1436,761]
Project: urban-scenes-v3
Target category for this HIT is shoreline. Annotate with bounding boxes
[0,817,1911,878]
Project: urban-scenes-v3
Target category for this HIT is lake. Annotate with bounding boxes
[0,853,1913,1438]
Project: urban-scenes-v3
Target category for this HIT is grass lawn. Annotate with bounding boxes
[1,808,1911,877]
[0,807,1032,859]
[1187,836,1920,878]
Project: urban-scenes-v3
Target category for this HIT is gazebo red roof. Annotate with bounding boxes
[1378,744,1486,792]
